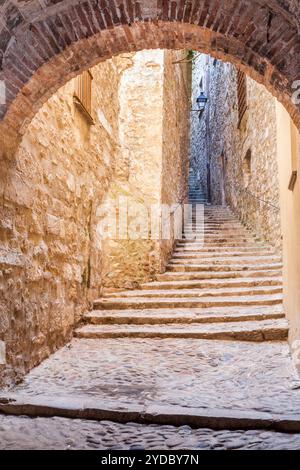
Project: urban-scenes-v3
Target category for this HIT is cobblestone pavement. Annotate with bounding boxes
[8,338,300,415]
[1,415,300,450]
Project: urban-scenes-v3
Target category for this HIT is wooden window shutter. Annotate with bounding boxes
[73,70,94,124]
[237,70,247,127]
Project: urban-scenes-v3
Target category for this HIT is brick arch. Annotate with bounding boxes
[0,1,299,157]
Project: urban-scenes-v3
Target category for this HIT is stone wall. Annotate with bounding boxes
[0,57,122,387]
[0,49,190,386]
[190,53,208,195]
[191,55,282,248]
[160,50,191,269]
[100,50,190,290]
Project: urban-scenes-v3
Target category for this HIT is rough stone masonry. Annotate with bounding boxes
[0,49,190,387]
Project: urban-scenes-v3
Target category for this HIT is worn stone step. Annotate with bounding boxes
[3,394,300,432]
[181,233,251,239]
[176,246,270,252]
[170,256,282,265]
[176,244,274,253]
[105,285,282,300]
[173,250,275,258]
[156,269,282,281]
[181,237,257,243]
[167,263,283,272]
[183,227,246,232]
[184,225,247,229]
[84,305,285,325]
[185,227,244,231]
[176,241,272,247]
[94,294,283,310]
[75,319,288,341]
[141,277,282,290]
[175,246,272,253]
[177,241,266,247]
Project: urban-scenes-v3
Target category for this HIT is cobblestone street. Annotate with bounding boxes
[6,338,300,416]
[1,337,300,449]
[1,415,300,450]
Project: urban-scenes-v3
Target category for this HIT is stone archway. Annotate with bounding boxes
[0,1,300,157]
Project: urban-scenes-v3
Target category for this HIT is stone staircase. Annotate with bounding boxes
[76,199,288,342]
[1,175,295,436]
[188,169,207,204]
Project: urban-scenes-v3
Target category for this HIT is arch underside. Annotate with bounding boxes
[0,1,299,156]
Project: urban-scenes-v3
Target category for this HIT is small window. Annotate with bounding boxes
[243,149,252,187]
[73,70,94,124]
[237,70,247,127]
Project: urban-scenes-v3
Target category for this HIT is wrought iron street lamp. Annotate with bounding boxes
[191,91,208,119]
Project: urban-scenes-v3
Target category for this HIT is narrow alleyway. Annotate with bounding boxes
[0,0,300,453]
[1,173,300,450]
[76,172,287,341]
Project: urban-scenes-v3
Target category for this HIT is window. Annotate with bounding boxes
[243,149,252,187]
[237,70,247,127]
[73,69,94,124]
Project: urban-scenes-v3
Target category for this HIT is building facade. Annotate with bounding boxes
[190,54,282,249]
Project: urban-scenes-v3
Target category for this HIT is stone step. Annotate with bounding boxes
[177,243,270,248]
[181,236,257,242]
[167,263,283,272]
[175,246,272,253]
[176,244,272,252]
[156,269,282,281]
[202,218,239,222]
[178,235,263,241]
[75,318,288,341]
[3,393,300,433]
[173,250,275,258]
[169,256,282,265]
[181,233,252,239]
[183,229,246,234]
[141,277,282,290]
[191,224,244,227]
[183,228,250,232]
[84,305,285,325]
[183,226,245,230]
[94,294,283,310]
[105,285,283,299]
[5,333,300,431]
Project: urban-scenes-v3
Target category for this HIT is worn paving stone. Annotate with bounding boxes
[0,415,300,450]
[6,338,300,416]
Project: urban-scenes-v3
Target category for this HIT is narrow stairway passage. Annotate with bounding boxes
[76,198,287,342]
[1,172,299,435]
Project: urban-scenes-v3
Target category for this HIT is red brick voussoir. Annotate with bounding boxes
[0,0,299,156]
